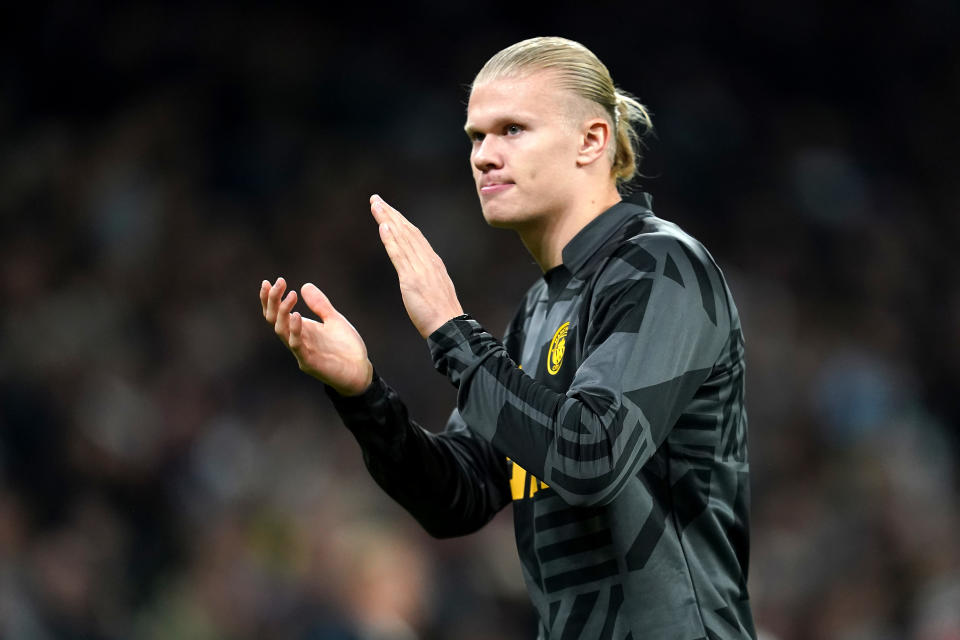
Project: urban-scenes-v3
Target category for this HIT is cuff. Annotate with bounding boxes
[324,371,390,418]
[427,314,502,387]
[323,371,409,457]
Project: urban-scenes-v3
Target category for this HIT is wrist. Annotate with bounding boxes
[330,361,374,397]
[324,368,388,410]
[422,309,467,339]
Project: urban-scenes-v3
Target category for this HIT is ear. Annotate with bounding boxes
[575,117,612,168]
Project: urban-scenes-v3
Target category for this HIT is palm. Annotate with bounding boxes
[262,278,373,396]
[296,314,369,391]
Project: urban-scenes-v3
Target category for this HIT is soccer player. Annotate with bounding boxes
[261,37,756,640]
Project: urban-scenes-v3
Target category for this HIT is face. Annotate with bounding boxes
[465,71,585,229]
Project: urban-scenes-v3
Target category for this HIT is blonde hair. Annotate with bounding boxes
[473,36,653,185]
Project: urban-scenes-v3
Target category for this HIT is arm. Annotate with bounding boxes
[326,375,511,538]
[260,274,509,537]
[429,256,725,508]
[433,238,731,506]
[371,196,732,507]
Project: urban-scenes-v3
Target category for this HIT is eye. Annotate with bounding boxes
[505,124,523,136]
[469,131,485,143]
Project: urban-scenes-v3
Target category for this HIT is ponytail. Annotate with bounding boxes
[611,90,654,184]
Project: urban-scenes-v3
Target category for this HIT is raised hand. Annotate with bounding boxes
[370,195,464,338]
[260,277,373,396]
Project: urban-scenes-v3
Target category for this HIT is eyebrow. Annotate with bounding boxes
[463,112,536,138]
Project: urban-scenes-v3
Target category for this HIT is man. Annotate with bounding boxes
[261,37,755,640]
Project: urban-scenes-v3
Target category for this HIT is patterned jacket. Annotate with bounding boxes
[328,193,756,639]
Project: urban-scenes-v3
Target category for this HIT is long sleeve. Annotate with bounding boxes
[325,373,512,538]
[427,234,735,508]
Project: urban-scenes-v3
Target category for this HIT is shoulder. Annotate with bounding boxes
[622,215,737,331]
[598,215,712,285]
[591,214,736,325]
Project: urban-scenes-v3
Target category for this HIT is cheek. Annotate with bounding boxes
[509,134,575,188]
[528,145,571,185]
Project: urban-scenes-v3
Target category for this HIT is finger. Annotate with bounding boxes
[266,277,287,323]
[259,280,270,314]
[288,311,302,350]
[379,222,413,276]
[274,289,298,340]
[393,218,426,273]
[392,213,434,274]
[301,283,337,322]
[371,194,413,230]
[371,196,437,277]
[375,196,436,268]
[372,195,424,251]
[370,194,391,225]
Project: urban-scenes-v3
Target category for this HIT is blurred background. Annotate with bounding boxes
[1,2,958,638]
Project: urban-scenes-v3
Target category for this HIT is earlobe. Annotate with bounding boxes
[576,118,611,167]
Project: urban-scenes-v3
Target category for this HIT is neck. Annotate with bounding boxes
[518,187,622,272]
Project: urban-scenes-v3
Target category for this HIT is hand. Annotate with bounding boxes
[260,277,374,396]
[370,195,464,338]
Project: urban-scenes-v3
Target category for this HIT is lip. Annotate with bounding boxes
[479,182,514,195]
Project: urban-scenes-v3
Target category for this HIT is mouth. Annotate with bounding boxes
[479,182,514,196]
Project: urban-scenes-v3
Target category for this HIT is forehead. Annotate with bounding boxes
[466,72,574,127]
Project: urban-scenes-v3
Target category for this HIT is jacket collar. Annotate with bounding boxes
[560,191,653,277]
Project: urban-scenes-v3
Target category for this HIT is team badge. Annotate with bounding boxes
[547,321,570,375]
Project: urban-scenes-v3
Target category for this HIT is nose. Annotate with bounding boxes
[472,135,502,172]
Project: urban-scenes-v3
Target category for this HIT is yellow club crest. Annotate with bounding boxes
[547,321,570,375]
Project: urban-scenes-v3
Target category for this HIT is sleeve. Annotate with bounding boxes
[325,372,512,538]
[427,235,733,507]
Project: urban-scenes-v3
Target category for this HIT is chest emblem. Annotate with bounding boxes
[547,321,570,375]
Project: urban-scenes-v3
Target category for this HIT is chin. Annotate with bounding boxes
[480,202,531,229]
[483,213,516,228]
[480,204,507,227]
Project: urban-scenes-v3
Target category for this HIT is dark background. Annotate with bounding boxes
[1,2,958,638]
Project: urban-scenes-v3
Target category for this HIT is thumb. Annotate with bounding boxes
[301,283,337,321]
